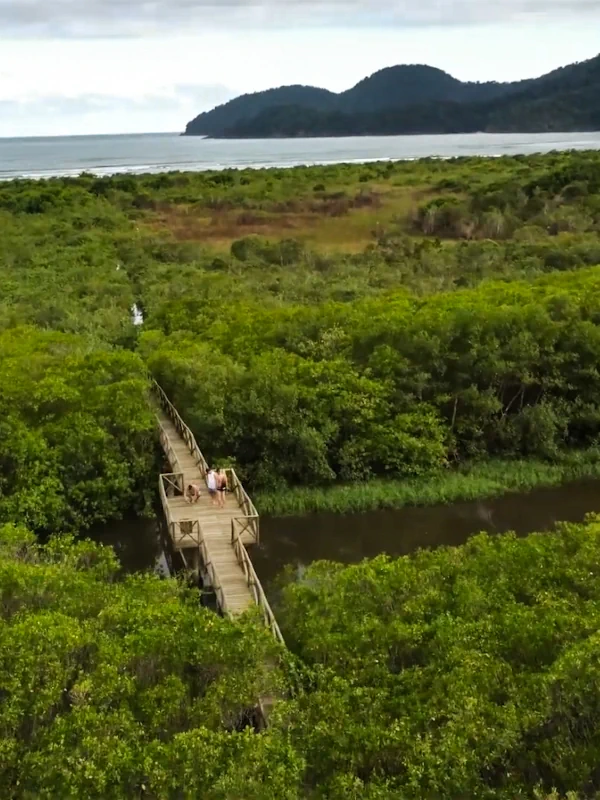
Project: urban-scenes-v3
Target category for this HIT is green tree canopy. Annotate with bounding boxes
[0,525,297,799]
[0,327,156,532]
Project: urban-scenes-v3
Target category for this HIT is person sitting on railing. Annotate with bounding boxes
[216,468,228,508]
[185,482,202,504]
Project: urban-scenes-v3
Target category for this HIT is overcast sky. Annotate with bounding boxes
[0,0,599,137]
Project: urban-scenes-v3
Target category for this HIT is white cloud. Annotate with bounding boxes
[0,3,598,136]
[0,0,598,36]
[0,85,237,136]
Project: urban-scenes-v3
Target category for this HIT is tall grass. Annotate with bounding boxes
[256,448,600,517]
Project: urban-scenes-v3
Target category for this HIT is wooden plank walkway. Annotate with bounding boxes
[157,411,255,615]
[152,381,284,642]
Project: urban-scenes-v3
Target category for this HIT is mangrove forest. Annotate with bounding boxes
[3,149,600,797]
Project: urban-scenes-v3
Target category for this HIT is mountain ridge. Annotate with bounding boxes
[183,56,600,139]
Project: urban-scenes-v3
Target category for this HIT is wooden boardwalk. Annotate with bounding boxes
[153,382,283,642]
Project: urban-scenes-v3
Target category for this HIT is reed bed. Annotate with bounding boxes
[256,448,600,516]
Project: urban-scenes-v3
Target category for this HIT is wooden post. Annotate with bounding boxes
[190,547,200,579]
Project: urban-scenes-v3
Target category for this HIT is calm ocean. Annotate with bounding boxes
[1,131,600,180]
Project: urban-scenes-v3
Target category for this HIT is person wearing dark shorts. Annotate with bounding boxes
[216,468,228,508]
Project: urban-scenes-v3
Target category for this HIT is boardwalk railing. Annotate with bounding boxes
[226,469,259,543]
[158,472,201,548]
[152,380,209,479]
[152,379,259,544]
[153,379,280,644]
[231,514,260,546]
[158,427,182,475]
[231,519,284,644]
[197,535,228,613]
[161,472,184,498]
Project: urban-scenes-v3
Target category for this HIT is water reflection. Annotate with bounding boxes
[250,479,600,589]
[89,515,166,574]
[87,479,600,590]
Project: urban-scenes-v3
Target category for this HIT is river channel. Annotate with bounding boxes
[90,478,600,591]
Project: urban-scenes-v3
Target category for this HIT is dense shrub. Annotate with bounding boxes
[6,518,600,797]
[0,327,155,531]
[141,266,600,489]
[0,525,293,799]
[279,516,600,798]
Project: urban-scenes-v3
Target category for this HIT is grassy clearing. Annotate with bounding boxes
[256,448,600,516]
[140,184,427,252]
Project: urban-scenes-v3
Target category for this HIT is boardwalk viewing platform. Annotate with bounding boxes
[152,381,283,643]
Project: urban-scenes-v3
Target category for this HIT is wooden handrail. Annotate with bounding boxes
[151,379,258,544]
[231,519,284,645]
[159,472,184,507]
[230,515,259,545]
[197,535,228,613]
[158,426,183,474]
[157,470,228,615]
[226,469,259,543]
[158,472,201,551]
[152,378,280,644]
[227,468,258,515]
[162,473,184,496]
[151,379,209,478]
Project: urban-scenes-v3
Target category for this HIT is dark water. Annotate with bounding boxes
[89,515,170,576]
[250,479,600,589]
[2,131,600,180]
[91,479,600,587]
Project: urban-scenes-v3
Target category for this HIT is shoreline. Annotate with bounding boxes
[3,132,600,183]
[198,127,600,141]
[256,448,600,517]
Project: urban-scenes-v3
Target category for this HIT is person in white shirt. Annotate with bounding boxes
[206,468,218,506]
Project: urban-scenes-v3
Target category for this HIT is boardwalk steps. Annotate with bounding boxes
[152,381,284,643]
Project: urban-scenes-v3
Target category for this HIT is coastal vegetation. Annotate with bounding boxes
[0,525,291,798]
[0,327,155,532]
[5,516,600,796]
[184,54,600,138]
[276,515,600,798]
[2,150,600,517]
[2,148,600,795]
[255,448,600,516]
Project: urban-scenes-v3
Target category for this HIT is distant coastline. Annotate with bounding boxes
[205,125,598,141]
[2,131,600,182]
[184,55,600,140]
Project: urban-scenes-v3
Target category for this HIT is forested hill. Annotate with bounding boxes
[184,84,336,136]
[183,55,600,138]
